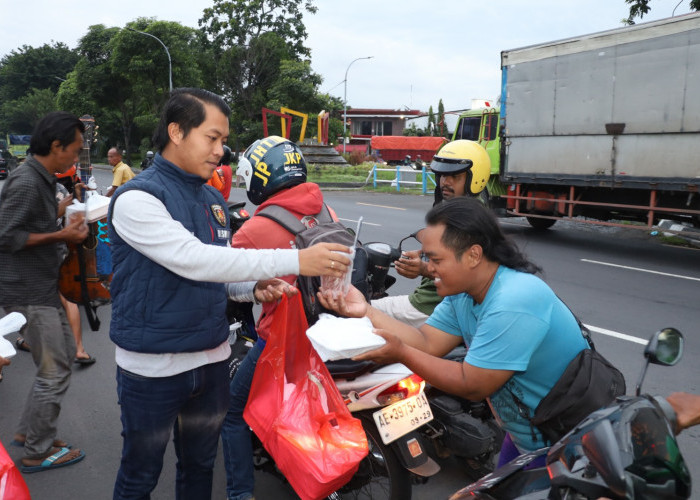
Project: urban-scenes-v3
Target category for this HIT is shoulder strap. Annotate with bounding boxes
[555,293,595,350]
[257,205,306,235]
[257,203,334,235]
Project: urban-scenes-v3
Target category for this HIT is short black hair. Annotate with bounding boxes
[29,112,85,156]
[152,88,231,152]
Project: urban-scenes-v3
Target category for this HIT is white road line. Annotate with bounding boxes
[356,202,406,211]
[338,218,381,227]
[581,259,700,282]
[499,220,528,227]
[584,324,648,345]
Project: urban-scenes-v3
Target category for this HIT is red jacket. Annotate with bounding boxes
[232,183,336,340]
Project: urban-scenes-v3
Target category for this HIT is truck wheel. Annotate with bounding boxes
[526,217,556,230]
[477,189,490,207]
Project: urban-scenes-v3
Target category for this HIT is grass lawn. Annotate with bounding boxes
[306,162,436,194]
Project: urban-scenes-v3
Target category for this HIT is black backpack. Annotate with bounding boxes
[257,204,369,325]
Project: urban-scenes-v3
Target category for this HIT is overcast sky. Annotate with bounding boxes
[0,0,691,116]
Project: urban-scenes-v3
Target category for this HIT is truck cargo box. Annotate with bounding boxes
[501,13,700,192]
[371,136,448,163]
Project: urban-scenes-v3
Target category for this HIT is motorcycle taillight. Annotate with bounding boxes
[377,374,425,406]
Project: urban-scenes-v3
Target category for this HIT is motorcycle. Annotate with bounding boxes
[228,201,251,234]
[450,327,690,499]
[225,210,440,499]
[365,234,505,477]
[227,318,439,499]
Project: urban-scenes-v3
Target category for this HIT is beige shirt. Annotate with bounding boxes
[112,161,135,187]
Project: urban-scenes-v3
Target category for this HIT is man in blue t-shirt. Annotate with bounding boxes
[319,196,589,465]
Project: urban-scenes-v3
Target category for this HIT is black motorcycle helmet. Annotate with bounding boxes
[220,145,232,166]
[235,136,307,205]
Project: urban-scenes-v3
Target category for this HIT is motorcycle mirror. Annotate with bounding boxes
[398,228,426,254]
[635,328,684,396]
[645,327,683,367]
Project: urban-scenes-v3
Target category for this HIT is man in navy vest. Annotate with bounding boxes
[108,88,351,500]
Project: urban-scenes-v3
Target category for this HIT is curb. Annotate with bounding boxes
[658,219,700,246]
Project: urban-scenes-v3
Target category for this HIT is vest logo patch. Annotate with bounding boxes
[211,204,227,227]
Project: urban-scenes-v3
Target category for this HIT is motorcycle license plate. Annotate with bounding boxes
[373,392,433,444]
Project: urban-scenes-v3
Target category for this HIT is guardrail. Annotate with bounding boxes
[365,164,436,194]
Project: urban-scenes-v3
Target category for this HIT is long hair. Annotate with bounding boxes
[152,88,231,152]
[426,196,542,274]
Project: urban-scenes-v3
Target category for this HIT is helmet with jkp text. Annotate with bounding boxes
[236,136,307,205]
[430,140,490,196]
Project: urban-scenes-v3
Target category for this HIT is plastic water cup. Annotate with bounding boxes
[321,248,355,299]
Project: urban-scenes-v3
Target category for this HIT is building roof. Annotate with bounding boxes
[344,108,422,118]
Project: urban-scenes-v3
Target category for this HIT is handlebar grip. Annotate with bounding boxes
[651,395,679,433]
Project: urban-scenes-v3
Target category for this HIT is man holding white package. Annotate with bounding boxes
[0,111,89,472]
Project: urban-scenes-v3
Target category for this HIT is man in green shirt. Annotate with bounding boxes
[371,140,491,327]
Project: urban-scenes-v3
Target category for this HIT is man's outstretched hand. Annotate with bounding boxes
[254,279,298,303]
[394,249,431,279]
[667,392,700,432]
[298,242,351,277]
[317,285,368,318]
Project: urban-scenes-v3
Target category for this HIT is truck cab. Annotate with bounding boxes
[452,106,506,208]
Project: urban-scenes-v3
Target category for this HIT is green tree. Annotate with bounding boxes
[624,0,699,24]
[0,43,78,103]
[200,0,321,148]
[200,0,317,59]
[0,88,57,133]
[427,106,435,136]
[438,99,446,137]
[59,19,208,164]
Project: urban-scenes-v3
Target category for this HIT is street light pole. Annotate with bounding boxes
[343,56,373,155]
[126,27,173,93]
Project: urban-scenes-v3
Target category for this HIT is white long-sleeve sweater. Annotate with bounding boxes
[111,189,298,377]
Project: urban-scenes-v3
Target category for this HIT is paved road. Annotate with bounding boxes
[1,170,699,499]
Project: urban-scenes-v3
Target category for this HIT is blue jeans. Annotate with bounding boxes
[221,339,264,500]
[113,360,229,500]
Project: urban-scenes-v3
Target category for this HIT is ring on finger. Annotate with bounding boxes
[331,260,335,269]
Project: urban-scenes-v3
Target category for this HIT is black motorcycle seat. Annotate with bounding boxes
[325,358,377,379]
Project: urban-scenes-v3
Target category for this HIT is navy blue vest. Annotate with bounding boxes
[108,154,231,354]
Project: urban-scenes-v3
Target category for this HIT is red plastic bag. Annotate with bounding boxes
[244,294,368,500]
[0,440,30,500]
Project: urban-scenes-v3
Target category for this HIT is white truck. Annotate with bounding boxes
[494,13,700,229]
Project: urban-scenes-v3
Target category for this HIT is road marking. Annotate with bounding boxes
[581,259,700,282]
[499,220,527,227]
[584,324,648,345]
[356,202,406,211]
[338,217,381,227]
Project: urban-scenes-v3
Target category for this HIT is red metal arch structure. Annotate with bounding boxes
[262,108,292,139]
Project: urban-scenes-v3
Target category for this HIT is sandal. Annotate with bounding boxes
[20,447,85,473]
[15,337,30,352]
[74,354,96,365]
